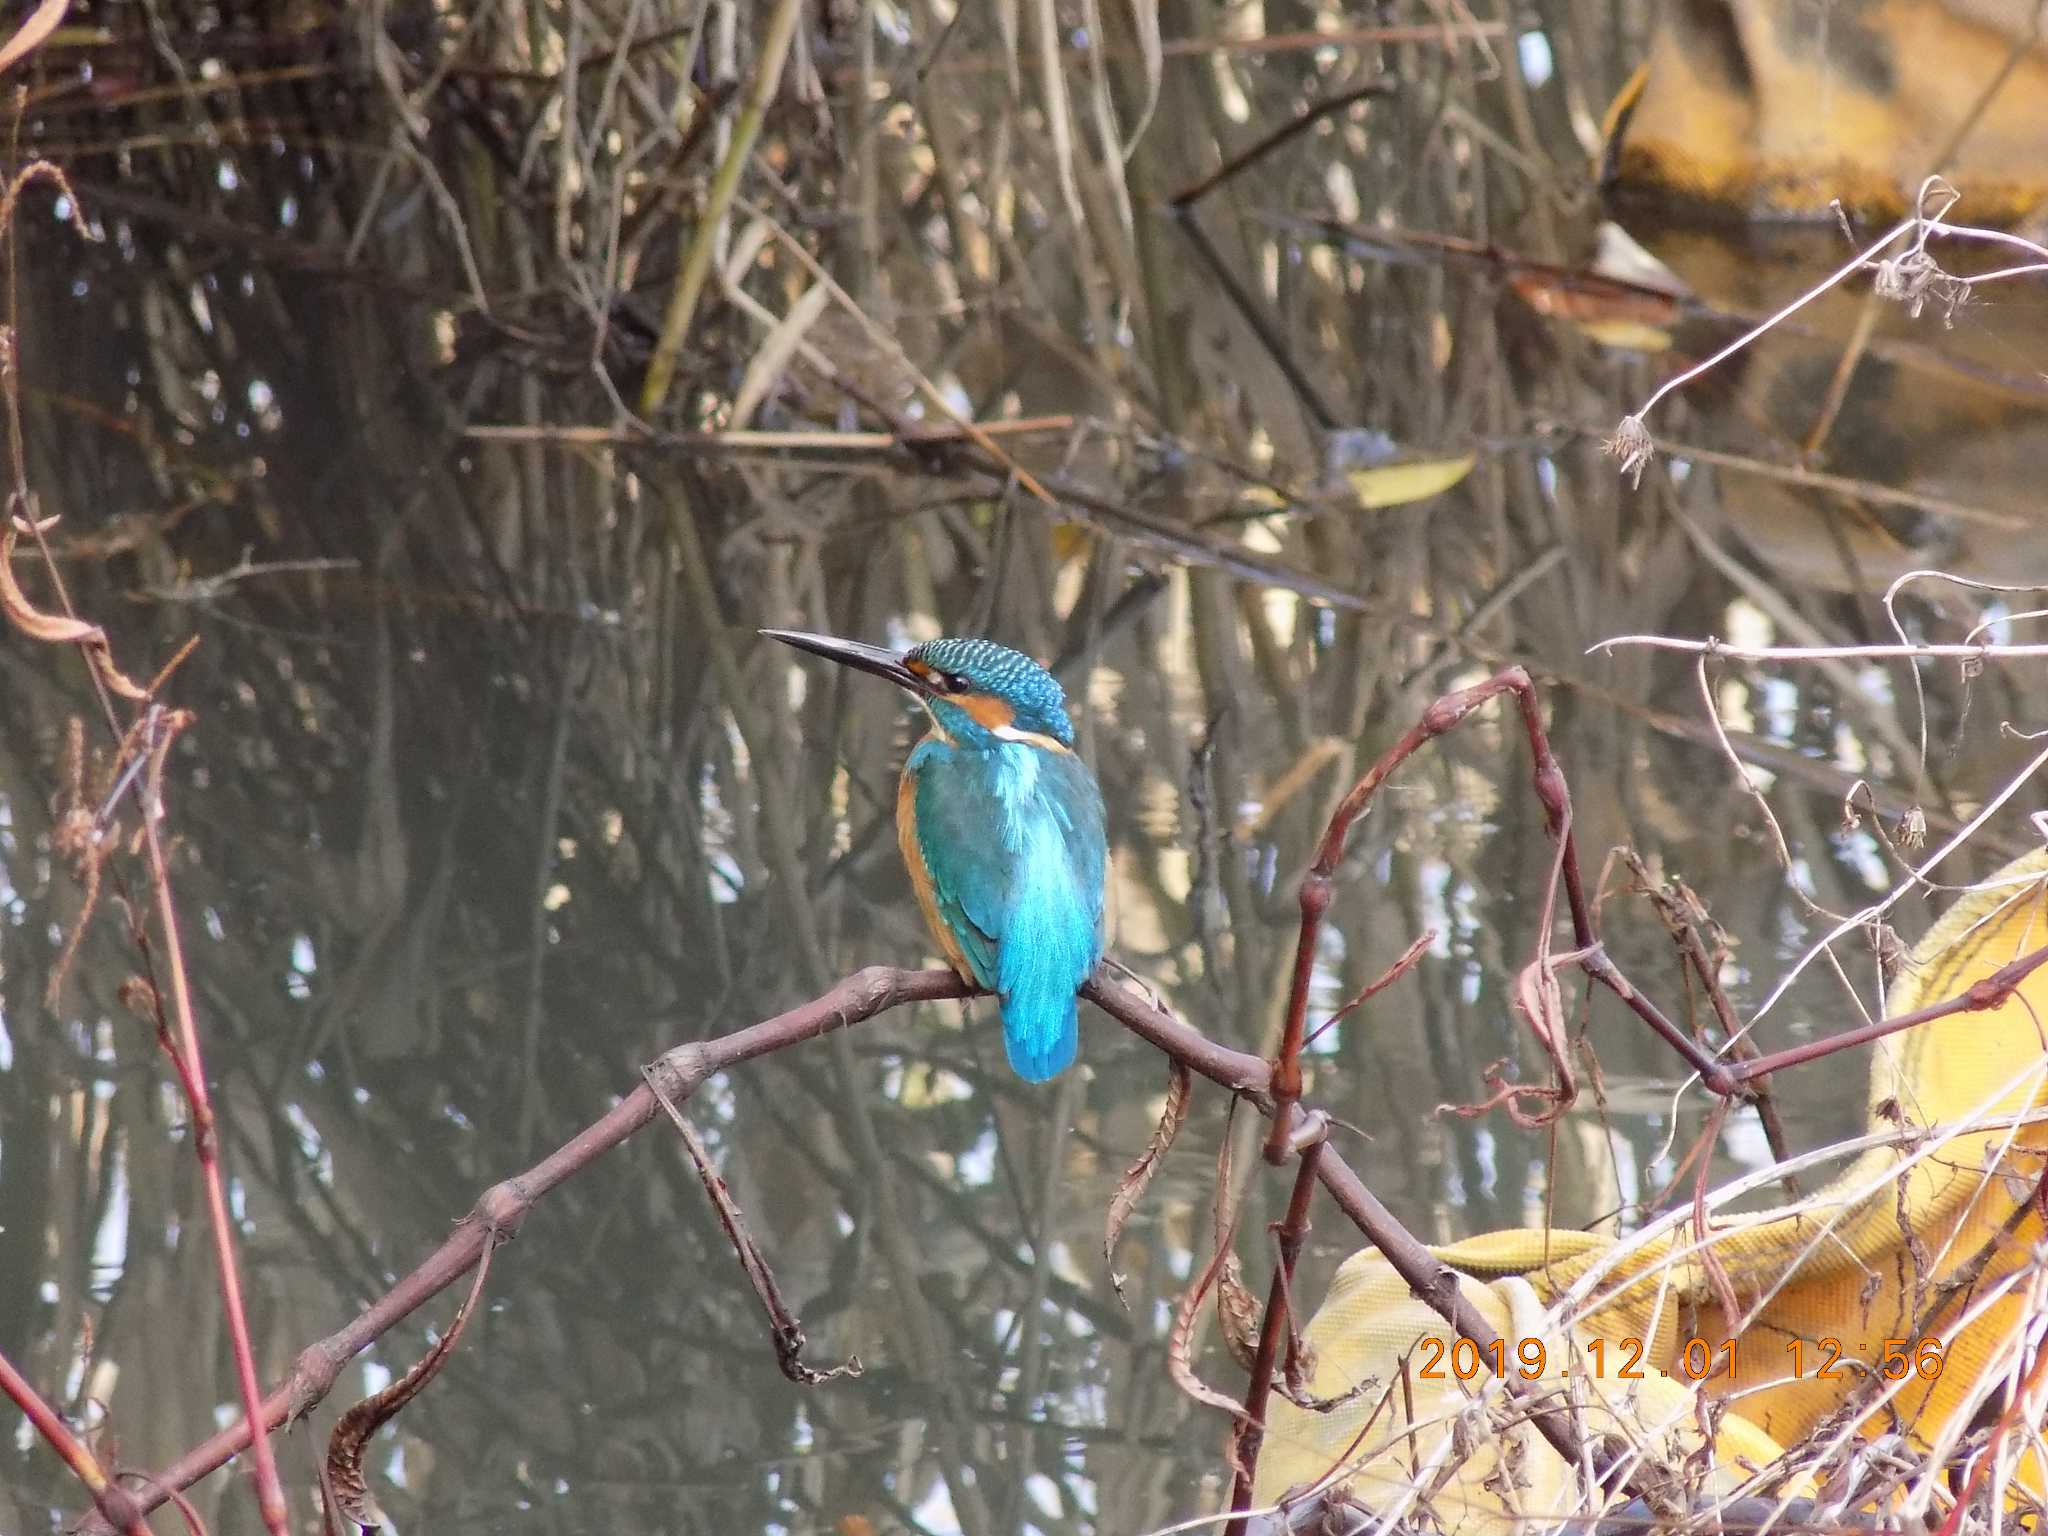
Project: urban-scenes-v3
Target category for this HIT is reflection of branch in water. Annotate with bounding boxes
[135,552,359,603]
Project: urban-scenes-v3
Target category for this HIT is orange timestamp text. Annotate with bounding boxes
[1410,1335,1947,1382]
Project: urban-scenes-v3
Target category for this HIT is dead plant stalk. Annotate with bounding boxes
[0,170,291,1532]
[637,0,802,414]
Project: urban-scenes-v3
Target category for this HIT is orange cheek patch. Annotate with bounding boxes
[955,692,1016,731]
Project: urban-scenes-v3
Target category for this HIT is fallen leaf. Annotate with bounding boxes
[1509,268,1678,353]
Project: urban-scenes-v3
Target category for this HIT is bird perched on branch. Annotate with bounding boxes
[762,629,1106,1081]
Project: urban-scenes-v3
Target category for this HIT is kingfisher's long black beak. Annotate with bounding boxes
[760,628,930,695]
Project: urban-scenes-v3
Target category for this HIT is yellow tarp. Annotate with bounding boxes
[1257,849,2048,1525]
[1604,1,2048,223]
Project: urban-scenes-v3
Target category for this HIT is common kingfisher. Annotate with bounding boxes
[762,629,1107,1081]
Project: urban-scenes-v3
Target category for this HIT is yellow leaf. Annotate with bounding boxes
[1051,522,1093,564]
[1345,452,1476,509]
[1578,319,1673,352]
[1233,486,1287,511]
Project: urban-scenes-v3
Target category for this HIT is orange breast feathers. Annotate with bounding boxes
[896,762,975,980]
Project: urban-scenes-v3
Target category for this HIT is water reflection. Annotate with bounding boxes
[4,13,2047,1536]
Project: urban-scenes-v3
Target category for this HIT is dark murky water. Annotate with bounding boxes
[5,13,2048,1536]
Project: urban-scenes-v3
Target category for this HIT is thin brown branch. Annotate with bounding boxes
[1171,81,1393,208]
[1620,849,1799,1189]
[1570,944,1743,1094]
[81,949,1704,1530]
[1727,941,2048,1084]
[1303,929,1435,1050]
[460,415,1077,451]
[136,710,289,1536]
[1170,207,1340,430]
[1227,1121,1327,1533]
[75,966,974,1534]
[643,1068,861,1385]
[1266,667,1609,1165]
[1444,819,1582,1128]
[0,0,70,76]
[0,1348,152,1536]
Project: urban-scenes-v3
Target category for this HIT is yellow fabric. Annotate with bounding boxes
[1603,1,2048,222]
[1257,849,2048,1522]
[1255,1261,1791,1529]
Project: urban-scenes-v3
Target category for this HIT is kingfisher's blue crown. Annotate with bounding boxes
[909,638,1074,746]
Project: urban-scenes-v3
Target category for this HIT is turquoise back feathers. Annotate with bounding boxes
[762,626,1107,1082]
[905,731,1105,1080]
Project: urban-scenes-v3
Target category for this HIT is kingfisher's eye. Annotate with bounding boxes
[939,672,966,693]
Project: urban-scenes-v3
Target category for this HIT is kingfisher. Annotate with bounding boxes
[762,629,1107,1081]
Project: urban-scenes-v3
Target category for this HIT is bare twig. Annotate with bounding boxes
[1606,179,2048,481]
[1620,849,1798,1186]
[1593,636,2048,663]
[74,966,975,1533]
[1727,942,2048,1085]
[1170,81,1393,209]
[643,1067,862,1385]
[0,0,68,75]
[1267,667,1595,1165]
[1303,929,1435,1051]
[80,949,1689,1529]
[1227,1119,1328,1533]
[135,710,291,1536]
[0,1348,152,1536]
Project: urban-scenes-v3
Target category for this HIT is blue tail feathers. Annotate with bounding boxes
[991,812,1097,1081]
[1000,991,1080,1082]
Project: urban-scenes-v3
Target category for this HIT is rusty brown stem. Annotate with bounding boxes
[0,1348,153,1536]
[1572,944,1744,1095]
[1226,1123,1328,1534]
[643,1067,862,1385]
[0,176,264,1532]
[1266,667,1605,1166]
[1622,850,1797,1187]
[127,710,290,1534]
[1726,940,2048,1084]
[1169,207,1341,431]
[1303,928,1436,1051]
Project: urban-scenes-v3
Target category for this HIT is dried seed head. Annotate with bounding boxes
[117,976,160,1021]
[1897,805,1928,851]
[1604,415,1655,488]
[1873,249,1971,324]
